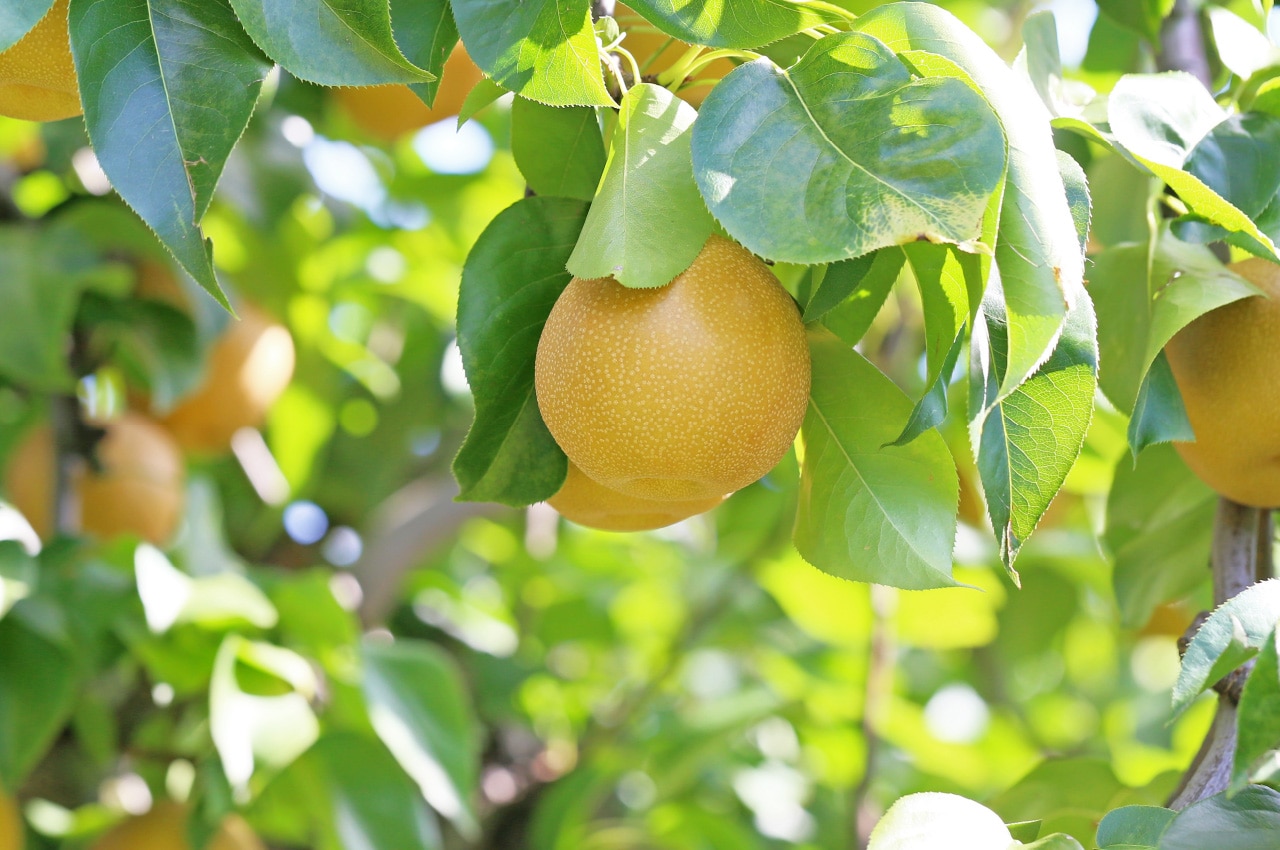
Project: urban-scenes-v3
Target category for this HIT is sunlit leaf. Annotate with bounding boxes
[794,331,958,590]
[568,84,713,289]
[453,0,613,107]
[623,0,847,48]
[1173,579,1280,714]
[866,792,1013,850]
[692,32,1005,265]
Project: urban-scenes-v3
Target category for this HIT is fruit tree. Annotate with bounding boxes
[2,0,1280,848]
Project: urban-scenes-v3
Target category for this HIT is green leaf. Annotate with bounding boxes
[887,327,962,448]
[1007,821,1042,843]
[1159,786,1280,850]
[210,635,319,791]
[1173,579,1280,714]
[70,0,274,306]
[1106,443,1215,629]
[1092,237,1259,415]
[867,792,1013,850]
[262,733,442,850]
[226,0,432,85]
[815,249,905,344]
[457,77,507,125]
[1108,73,1280,260]
[77,293,202,413]
[623,0,848,48]
[0,615,78,787]
[0,0,54,51]
[1096,0,1175,44]
[794,331,959,590]
[1057,151,1091,253]
[0,226,101,390]
[1126,352,1195,456]
[1207,7,1280,81]
[692,32,1005,265]
[906,243,973,381]
[390,0,458,106]
[511,98,605,202]
[453,197,589,505]
[989,759,1131,847]
[971,274,1097,574]
[1096,805,1174,849]
[857,4,1082,399]
[453,0,614,107]
[1234,629,1280,792]
[362,638,481,837]
[568,84,713,289]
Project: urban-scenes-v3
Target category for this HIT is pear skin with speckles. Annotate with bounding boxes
[549,461,724,531]
[1166,258,1280,507]
[535,235,810,502]
[0,0,81,122]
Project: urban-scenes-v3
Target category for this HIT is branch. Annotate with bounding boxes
[1157,0,1212,87]
[1167,499,1269,809]
[854,585,894,848]
[591,0,615,21]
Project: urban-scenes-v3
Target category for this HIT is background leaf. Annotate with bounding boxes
[692,32,1005,265]
[568,84,712,289]
[1106,443,1215,629]
[0,615,77,787]
[1159,786,1280,850]
[363,639,481,837]
[453,0,613,107]
[453,196,589,505]
[794,332,959,590]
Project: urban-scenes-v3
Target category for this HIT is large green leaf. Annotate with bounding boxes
[453,0,614,107]
[1106,443,1215,629]
[453,197,589,505]
[1173,579,1280,714]
[857,3,1081,400]
[1092,237,1259,414]
[0,615,78,787]
[1159,786,1280,850]
[793,332,958,590]
[362,639,481,837]
[1235,629,1280,792]
[0,0,54,51]
[511,98,605,202]
[226,0,433,85]
[1108,73,1280,260]
[1096,806,1174,850]
[390,0,458,105]
[568,84,713,289]
[691,31,1005,265]
[971,273,1097,574]
[623,0,848,48]
[70,0,274,306]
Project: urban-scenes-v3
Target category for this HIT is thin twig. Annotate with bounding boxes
[854,585,894,848]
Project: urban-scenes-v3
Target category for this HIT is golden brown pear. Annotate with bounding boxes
[548,461,724,531]
[535,235,809,502]
[160,305,295,454]
[613,3,734,107]
[90,803,263,850]
[334,44,483,141]
[0,0,81,122]
[0,788,22,850]
[1166,258,1280,507]
[4,412,185,545]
